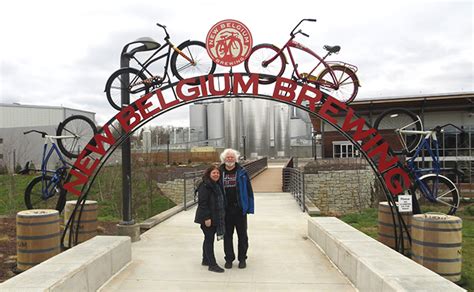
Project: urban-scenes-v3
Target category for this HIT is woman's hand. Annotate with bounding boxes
[205,219,211,227]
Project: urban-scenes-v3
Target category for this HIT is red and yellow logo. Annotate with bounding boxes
[206,19,253,67]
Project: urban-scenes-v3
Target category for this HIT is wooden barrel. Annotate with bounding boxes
[378,201,412,255]
[411,214,462,282]
[64,200,98,248]
[16,209,60,271]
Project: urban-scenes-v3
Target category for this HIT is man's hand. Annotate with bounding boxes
[205,219,211,227]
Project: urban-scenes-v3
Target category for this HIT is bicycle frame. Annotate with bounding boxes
[125,24,196,89]
[263,34,346,90]
[38,135,71,200]
[405,130,440,172]
[127,41,174,87]
[402,129,445,202]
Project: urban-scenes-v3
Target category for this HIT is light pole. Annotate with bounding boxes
[118,37,159,241]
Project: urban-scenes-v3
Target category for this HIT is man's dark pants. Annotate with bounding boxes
[224,208,248,263]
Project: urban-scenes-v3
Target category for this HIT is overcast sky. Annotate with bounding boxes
[1,0,472,127]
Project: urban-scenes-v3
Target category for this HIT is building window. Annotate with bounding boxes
[332,141,360,158]
[0,138,3,144]
[0,154,3,159]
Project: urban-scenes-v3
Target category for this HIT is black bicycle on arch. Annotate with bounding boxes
[23,115,97,212]
[105,23,217,110]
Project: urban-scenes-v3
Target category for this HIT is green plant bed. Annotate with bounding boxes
[0,174,37,215]
[338,204,474,291]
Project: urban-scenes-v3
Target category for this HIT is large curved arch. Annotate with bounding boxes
[63,73,413,251]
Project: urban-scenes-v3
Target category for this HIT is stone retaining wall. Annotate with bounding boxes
[157,179,196,205]
[304,159,375,215]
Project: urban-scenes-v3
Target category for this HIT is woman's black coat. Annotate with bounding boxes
[194,179,221,226]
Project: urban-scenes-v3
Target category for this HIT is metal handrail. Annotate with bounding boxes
[282,157,305,211]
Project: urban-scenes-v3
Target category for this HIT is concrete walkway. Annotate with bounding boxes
[251,165,283,193]
[99,192,355,291]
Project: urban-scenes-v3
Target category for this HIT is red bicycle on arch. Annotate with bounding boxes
[244,18,360,104]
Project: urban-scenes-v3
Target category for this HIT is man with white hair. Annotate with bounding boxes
[219,148,254,269]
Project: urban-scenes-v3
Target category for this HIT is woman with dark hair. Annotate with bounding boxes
[194,165,226,273]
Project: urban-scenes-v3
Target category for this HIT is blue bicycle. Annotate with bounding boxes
[23,115,97,212]
[374,108,462,215]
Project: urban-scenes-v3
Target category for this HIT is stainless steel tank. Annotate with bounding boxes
[224,98,242,150]
[242,99,270,158]
[207,101,224,147]
[274,104,290,157]
[189,104,207,141]
[142,128,151,153]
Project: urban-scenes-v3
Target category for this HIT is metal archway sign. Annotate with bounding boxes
[62,72,413,253]
[64,72,411,199]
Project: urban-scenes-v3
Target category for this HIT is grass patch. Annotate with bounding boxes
[339,208,378,239]
[339,203,474,291]
[0,174,36,215]
[0,164,177,222]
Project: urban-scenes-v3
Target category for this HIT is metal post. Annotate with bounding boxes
[242,135,247,160]
[167,138,170,165]
[183,175,187,210]
[120,52,133,225]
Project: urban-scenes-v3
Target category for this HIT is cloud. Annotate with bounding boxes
[1,0,472,127]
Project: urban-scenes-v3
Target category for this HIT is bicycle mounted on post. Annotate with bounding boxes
[244,18,360,104]
[23,115,97,212]
[104,22,217,110]
[374,108,465,215]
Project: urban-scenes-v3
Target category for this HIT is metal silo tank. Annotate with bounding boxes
[274,104,290,157]
[207,102,224,147]
[224,98,241,150]
[189,104,207,142]
[242,99,270,158]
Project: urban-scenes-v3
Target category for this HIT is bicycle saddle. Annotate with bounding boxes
[323,45,341,54]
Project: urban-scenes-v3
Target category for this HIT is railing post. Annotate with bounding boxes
[302,172,306,212]
[183,174,187,211]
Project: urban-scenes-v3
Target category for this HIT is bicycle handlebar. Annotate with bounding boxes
[24,130,47,137]
[435,123,465,133]
[291,18,317,37]
[156,22,170,39]
[300,31,309,37]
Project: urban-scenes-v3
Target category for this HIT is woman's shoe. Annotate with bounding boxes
[208,265,225,273]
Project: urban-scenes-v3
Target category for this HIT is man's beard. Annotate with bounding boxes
[225,162,235,167]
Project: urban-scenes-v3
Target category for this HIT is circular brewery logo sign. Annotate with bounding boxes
[206,19,253,67]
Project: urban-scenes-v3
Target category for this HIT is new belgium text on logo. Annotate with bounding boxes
[206,19,253,67]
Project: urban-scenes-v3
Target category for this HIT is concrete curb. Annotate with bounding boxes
[0,236,131,292]
[140,204,185,230]
[308,217,465,292]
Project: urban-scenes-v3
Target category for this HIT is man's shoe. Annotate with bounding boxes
[224,262,232,269]
[238,260,246,269]
[201,260,209,266]
[208,265,225,273]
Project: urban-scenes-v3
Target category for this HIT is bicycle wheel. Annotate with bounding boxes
[170,40,216,82]
[105,67,150,110]
[373,108,423,153]
[56,115,97,159]
[413,174,460,215]
[316,65,359,104]
[25,175,67,212]
[244,44,285,84]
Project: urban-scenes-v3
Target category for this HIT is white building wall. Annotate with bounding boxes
[0,104,96,172]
